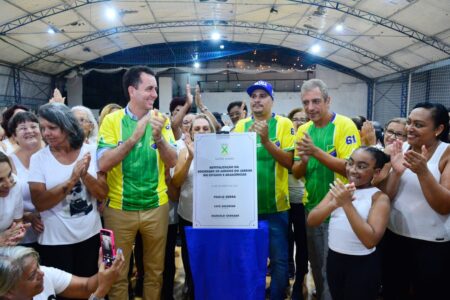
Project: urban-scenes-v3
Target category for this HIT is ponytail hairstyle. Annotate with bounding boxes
[360,146,390,169]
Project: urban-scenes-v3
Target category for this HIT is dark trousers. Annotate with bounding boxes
[179,216,195,300]
[327,249,380,300]
[39,234,100,300]
[39,234,99,276]
[381,229,450,300]
[131,232,144,296]
[161,223,178,300]
[288,203,309,300]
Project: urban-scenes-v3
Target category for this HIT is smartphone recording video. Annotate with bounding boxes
[100,229,116,267]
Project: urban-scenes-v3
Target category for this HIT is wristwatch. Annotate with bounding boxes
[88,294,105,300]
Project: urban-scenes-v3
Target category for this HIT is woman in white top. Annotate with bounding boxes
[71,106,98,146]
[308,147,390,300]
[383,118,407,149]
[8,112,44,248]
[0,105,29,155]
[382,102,450,300]
[172,114,216,300]
[0,246,125,300]
[28,103,108,280]
[0,152,29,246]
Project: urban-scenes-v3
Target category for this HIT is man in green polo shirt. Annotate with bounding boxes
[292,79,360,300]
[97,66,177,300]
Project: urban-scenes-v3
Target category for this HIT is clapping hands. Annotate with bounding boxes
[72,152,91,181]
[249,120,269,144]
[0,222,30,246]
[329,178,356,207]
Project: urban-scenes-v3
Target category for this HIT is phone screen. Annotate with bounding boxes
[100,229,116,267]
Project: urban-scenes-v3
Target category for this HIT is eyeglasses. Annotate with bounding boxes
[77,118,92,124]
[385,129,406,139]
[16,124,39,132]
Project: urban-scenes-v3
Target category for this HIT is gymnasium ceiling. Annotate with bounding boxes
[0,0,449,79]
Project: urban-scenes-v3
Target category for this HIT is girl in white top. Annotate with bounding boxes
[308,147,390,300]
[28,103,107,279]
[8,111,45,246]
[171,114,216,300]
[382,102,450,300]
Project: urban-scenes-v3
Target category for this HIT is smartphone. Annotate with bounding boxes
[100,229,116,267]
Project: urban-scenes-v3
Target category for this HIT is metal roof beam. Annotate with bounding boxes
[17,20,402,72]
[288,0,450,55]
[0,0,110,35]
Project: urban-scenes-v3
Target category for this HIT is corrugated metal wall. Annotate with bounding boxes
[0,64,52,111]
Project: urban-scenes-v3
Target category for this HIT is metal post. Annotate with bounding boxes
[12,68,21,104]
[400,73,409,118]
[425,70,431,102]
[366,80,374,120]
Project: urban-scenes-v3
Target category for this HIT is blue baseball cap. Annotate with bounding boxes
[246,80,274,100]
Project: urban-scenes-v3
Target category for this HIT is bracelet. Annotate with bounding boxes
[200,106,208,112]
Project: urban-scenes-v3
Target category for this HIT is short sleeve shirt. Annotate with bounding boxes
[234,114,295,214]
[97,108,176,211]
[294,113,360,212]
[0,175,23,232]
[34,266,72,300]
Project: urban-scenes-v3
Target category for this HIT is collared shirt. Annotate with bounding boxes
[97,108,176,211]
[294,113,360,212]
[124,104,138,120]
[234,114,295,214]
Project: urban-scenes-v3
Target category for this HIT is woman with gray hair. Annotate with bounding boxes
[28,103,108,282]
[0,245,125,300]
[71,106,99,145]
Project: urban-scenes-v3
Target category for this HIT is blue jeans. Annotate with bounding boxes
[260,211,289,300]
[305,215,331,300]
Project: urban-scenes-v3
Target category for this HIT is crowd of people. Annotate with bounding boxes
[0,66,449,300]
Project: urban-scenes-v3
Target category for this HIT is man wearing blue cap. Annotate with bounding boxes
[235,80,295,300]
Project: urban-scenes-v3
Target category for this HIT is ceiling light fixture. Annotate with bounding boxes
[47,27,56,34]
[311,44,321,53]
[220,44,224,49]
[194,62,200,69]
[211,31,221,40]
[106,7,117,20]
[335,24,344,32]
